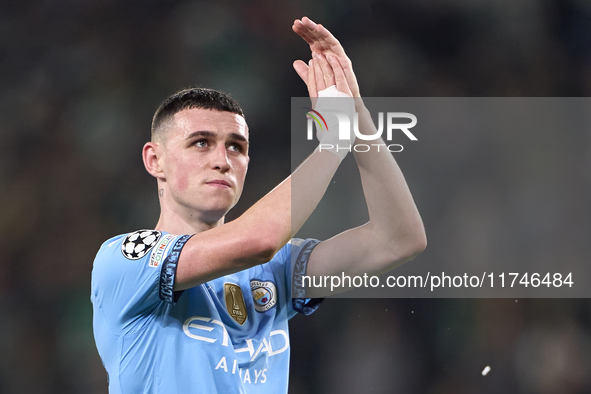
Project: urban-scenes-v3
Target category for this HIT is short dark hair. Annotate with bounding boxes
[151,87,245,140]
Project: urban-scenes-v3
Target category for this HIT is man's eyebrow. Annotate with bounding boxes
[228,133,249,144]
[186,130,248,143]
[185,130,216,140]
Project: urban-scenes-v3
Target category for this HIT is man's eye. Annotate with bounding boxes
[195,140,208,148]
[228,143,242,152]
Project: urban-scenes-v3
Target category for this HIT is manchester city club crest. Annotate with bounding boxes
[224,283,248,325]
[250,280,277,312]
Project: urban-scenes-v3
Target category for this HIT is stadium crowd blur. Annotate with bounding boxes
[2,0,591,393]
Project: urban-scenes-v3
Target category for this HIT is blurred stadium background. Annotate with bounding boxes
[1,0,591,392]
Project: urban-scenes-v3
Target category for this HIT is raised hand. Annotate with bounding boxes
[292,17,360,98]
[306,52,354,102]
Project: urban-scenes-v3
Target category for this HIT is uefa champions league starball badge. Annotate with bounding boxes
[121,230,161,260]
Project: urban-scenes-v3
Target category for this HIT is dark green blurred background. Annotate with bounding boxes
[1,0,591,393]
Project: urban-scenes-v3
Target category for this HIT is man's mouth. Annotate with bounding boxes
[206,180,232,188]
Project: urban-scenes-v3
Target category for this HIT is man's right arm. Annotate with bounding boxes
[174,149,340,291]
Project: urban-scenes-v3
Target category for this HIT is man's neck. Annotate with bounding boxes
[155,205,225,235]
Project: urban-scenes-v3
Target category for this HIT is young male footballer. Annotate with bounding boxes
[91,17,426,393]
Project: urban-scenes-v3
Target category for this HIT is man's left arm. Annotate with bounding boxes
[307,110,427,279]
[292,17,427,279]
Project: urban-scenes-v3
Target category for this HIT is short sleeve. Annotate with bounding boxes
[288,238,324,316]
[158,234,192,304]
[91,230,190,335]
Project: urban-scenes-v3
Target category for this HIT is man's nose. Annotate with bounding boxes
[211,145,231,172]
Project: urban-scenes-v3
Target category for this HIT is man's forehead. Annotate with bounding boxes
[172,107,248,138]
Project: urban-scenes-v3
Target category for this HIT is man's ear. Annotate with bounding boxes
[143,142,164,179]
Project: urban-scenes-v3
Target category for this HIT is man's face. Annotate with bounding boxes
[158,108,249,222]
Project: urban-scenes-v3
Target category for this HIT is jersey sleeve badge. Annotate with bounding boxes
[121,230,162,260]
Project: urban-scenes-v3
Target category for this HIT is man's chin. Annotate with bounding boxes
[197,204,233,224]
[184,195,239,224]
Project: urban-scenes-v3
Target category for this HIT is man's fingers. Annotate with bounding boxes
[312,55,326,92]
[293,18,321,48]
[293,60,309,84]
[314,52,335,88]
[294,17,359,96]
[307,59,318,98]
[293,58,319,98]
[301,17,329,51]
[292,21,315,46]
[294,18,332,53]
[332,56,359,97]
[299,17,346,56]
[300,16,318,31]
[315,24,346,56]
[329,56,352,96]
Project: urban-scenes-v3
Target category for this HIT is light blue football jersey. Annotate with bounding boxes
[91,230,321,394]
